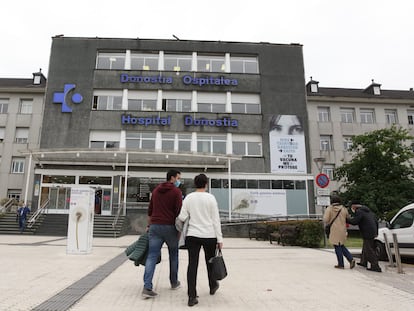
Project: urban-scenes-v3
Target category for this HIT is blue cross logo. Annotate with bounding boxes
[53,84,83,112]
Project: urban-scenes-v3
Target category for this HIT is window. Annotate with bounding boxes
[161,91,192,112]
[340,108,355,123]
[164,53,192,72]
[130,52,159,70]
[231,93,261,114]
[43,175,76,184]
[343,136,353,151]
[161,133,175,151]
[197,134,226,154]
[318,107,330,122]
[96,52,125,69]
[0,98,8,113]
[128,99,157,111]
[391,209,414,229]
[385,109,398,124]
[0,127,5,142]
[322,164,335,180]
[7,189,21,201]
[197,55,225,72]
[177,134,191,152]
[19,99,33,114]
[232,135,262,156]
[89,131,120,149]
[320,135,332,151]
[408,110,414,125]
[230,56,259,74]
[360,109,375,124]
[126,132,156,150]
[11,158,25,174]
[15,128,29,144]
[197,92,226,113]
[93,95,122,110]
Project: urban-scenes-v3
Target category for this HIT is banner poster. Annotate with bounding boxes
[232,189,287,216]
[269,114,307,173]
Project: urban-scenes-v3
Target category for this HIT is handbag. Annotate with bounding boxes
[208,248,228,281]
[325,209,342,237]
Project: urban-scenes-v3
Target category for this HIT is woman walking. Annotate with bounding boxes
[177,174,223,307]
[323,195,355,269]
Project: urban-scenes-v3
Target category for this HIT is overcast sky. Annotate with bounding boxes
[1,0,413,90]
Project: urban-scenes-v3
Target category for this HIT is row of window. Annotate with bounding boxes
[0,127,29,143]
[92,91,261,114]
[318,107,412,125]
[96,51,259,74]
[90,131,262,156]
[319,135,354,151]
[0,98,33,114]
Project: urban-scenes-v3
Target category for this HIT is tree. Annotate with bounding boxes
[334,126,414,219]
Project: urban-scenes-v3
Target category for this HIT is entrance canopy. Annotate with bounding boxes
[21,148,242,169]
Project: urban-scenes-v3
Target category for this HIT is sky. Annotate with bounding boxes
[1,0,413,90]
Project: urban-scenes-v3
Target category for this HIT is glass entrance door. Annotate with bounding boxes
[101,189,112,216]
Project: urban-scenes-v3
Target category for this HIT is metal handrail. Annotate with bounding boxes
[0,198,14,213]
[112,203,124,230]
[27,199,50,228]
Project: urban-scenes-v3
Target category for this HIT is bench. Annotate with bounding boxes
[248,223,269,240]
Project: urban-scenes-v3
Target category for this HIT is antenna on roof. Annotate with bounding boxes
[172,34,180,41]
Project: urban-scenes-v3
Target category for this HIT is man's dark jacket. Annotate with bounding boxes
[347,205,379,239]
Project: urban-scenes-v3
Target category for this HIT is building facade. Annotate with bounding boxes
[306,79,414,212]
[30,37,314,218]
[0,72,46,203]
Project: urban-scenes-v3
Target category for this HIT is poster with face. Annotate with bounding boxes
[269,115,307,174]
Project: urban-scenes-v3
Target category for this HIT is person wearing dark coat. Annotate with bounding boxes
[347,201,382,272]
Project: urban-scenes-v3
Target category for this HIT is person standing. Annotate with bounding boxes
[347,201,382,272]
[177,174,223,307]
[323,195,355,269]
[142,169,183,298]
[17,204,30,233]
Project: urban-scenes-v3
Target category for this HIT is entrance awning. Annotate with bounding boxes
[20,148,242,169]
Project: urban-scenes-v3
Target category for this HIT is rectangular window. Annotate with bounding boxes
[343,136,353,151]
[19,99,33,114]
[7,189,21,201]
[231,93,261,114]
[15,127,29,144]
[197,134,226,154]
[89,131,120,149]
[178,134,191,152]
[43,175,76,184]
[318,107,330,122]
[230,56,259,74]
[130,52,159,70]
[197,92,226,113]
[11,158,25,174]
[197,55,226,72]
[385,109,398,124]
[320,135,332,151]
[96,52,125,69]
[164,53,192,72]
[322,164,335,180]
[0,98,9,113]
[0,127,5,142]
[93,95,122,110]
[128,99,157,111]
[232,134,262,156]
[340,108,355,123]
[360,109,375,124]
[408,110,414,125]
[161,133,175,151]
[126,132,156,150]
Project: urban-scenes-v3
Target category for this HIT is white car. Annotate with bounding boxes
[375,203,414,260]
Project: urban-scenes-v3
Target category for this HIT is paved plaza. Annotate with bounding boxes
[0,234,413,311]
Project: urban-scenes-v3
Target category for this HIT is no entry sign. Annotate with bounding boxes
[315,173,330,188]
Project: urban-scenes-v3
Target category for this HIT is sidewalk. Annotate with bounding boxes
[0,234,413,311]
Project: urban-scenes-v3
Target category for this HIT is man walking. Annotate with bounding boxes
[142,169,183,298]
[17,204,30,233]
[347,201,382,272]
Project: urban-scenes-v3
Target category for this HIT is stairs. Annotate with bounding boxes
[0,212,41,235]
[0,213,130,237]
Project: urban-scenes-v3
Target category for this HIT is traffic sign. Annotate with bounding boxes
[315,173,330,188]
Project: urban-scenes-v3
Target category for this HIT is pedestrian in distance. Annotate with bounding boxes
[17,204,31,233]
[323,195,355,269]
[347,201,382,272]
[142,169,183,298]
[177,173,223,307]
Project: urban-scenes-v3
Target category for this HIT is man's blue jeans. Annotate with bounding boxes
[144,224,179,290]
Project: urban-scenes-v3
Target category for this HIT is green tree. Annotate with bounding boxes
[334,126,414,219]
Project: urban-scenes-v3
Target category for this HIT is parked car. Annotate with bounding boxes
[375,203,414,260]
